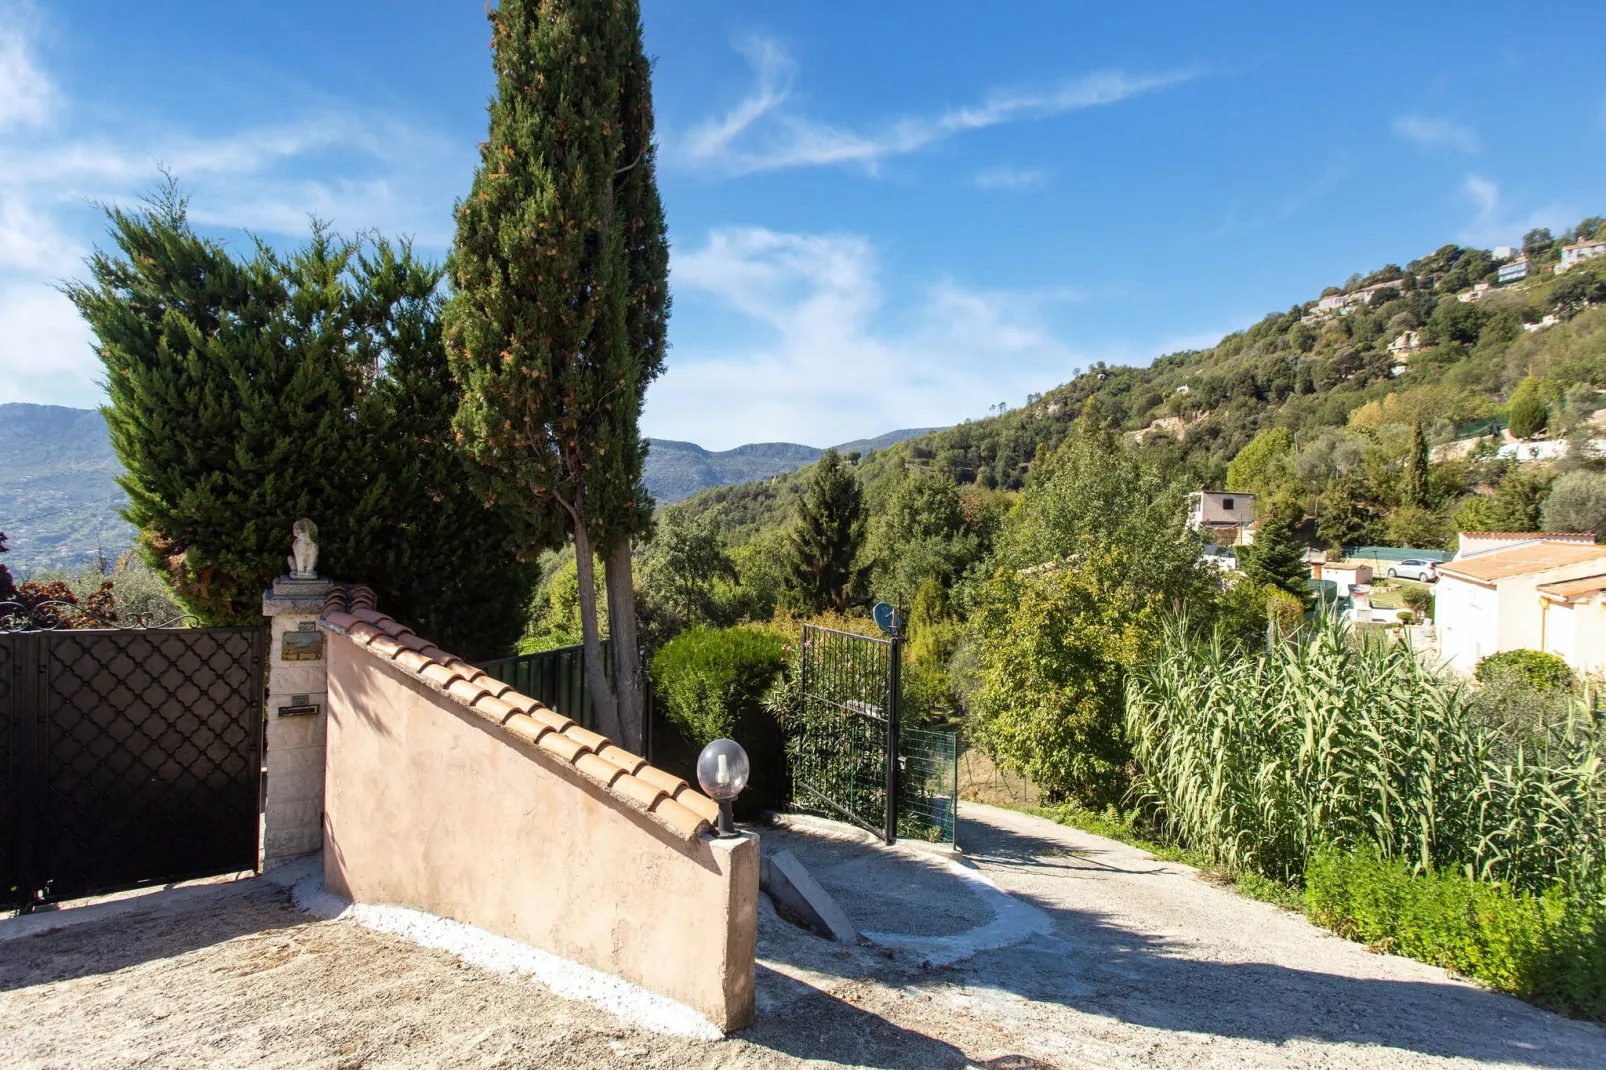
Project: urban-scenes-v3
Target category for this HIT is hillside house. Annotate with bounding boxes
[1187,491,1256,546]
[1494,245,1517,260]
[1497,259,1530,284]
[1457,282,1493,304]
[1436,535,1606,674]
[1558,240,1606,273]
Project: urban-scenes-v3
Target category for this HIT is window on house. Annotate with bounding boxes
[1222,497,1235,510]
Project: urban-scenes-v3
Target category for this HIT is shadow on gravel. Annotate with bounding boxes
[740,964,970,1069]
[758,816,1605,1069]
[0,884,304,992]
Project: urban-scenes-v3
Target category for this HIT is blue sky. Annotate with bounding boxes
[2,2,1603,449]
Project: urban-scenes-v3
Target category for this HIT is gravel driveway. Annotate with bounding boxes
[2,802,1603,1069]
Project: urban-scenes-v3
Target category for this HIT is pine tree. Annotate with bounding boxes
[67,188,536,656]
[1243,495,1310,602]
[445,0,668,748]
[786,449,869,612]
[1405,422,1431,508]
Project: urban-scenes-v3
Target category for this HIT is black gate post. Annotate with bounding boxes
[884,623,901,845]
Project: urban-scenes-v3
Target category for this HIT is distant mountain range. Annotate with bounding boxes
[0,402,938,574]
[0,403,135,576]
[644,428,941,504]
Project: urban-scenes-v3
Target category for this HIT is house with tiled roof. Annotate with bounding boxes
[1436,534,1606,674]
[1558,240,1606,273]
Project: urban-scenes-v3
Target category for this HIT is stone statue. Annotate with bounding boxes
[288,519,319,579]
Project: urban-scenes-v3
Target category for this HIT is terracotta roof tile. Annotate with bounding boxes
[316,584,717,842]
[564,726,609,753]
[612,774,667,810]
[597,744,646,776]
[673,789,720,826]
[574,752,625,787]
[419,662,464,689]
[503,714,552,748]
[471,693,517,722]
[633,766,686,796]
[347,621,384,646]
[650,796,712,839]
[367,634,405,660]
[394,649,433,674]
[537,731,590,764]
[447,678,491,707]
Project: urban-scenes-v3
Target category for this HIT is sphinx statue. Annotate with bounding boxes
[288,519,319,580]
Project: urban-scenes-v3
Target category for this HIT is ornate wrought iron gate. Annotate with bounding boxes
[789,623,901,842]
[1,620,264,910]
[787,622,960,847]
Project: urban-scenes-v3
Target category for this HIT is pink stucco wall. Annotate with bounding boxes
[322,634,758,1031]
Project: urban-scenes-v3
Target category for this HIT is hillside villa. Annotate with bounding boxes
[1187,490,1256,546]
[1436,532,1606,675]
[1558,240,1606,273]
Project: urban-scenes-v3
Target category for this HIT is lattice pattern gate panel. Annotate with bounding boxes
[1,626,264,909]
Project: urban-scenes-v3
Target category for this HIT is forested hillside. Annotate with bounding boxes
[679,220,1606,552]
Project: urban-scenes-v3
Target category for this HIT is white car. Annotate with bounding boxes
[1386,560,1438,582]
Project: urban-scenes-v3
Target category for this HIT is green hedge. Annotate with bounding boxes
[652,627,787,814]
[1306,847,1606,1020]
[1475,649,1574,691]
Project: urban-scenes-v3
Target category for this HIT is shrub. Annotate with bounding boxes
[653,627,787,813]
[1476,649,1574,691]
[1306,847,1606,1021]
[1402,586,1434,619]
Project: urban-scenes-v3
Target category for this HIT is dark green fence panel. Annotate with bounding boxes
[478,640,607,731]
[898,725,958,848]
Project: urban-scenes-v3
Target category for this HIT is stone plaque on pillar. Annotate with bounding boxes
[260,518,334,867]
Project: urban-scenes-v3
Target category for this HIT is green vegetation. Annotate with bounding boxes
[1475,649,1575,692]
[1306,847,1606,1019]
[445,0,668,745]
[652,626,788,812]
[67,187,536,657]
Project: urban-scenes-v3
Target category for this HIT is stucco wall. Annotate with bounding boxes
[322,634,758,1032]
[1436,576,1498,674]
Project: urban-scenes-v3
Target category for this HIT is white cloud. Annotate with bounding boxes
[972,166,1047,191]
[0,7,469,408]
[0,283,99,406]
[0,3,55,130]
[0,191,82,274]
[649,225,1083,448]
[1458,174,1570,247]
[679,36,1197,176]
[1392,114,1480,154]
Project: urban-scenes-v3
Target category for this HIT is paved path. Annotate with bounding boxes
[2,803,1603,1068]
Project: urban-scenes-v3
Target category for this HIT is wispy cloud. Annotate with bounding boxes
[0,6,470,407]
[679,35,1198,177]
[650,225,1085,447]
[1207,163,1347,238]
[1458,174,1570,247]
[0,3,54,130]
[1392,114,1480,154]
[972,166,1048,191]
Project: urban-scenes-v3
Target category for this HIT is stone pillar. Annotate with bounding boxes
[261,575,334,867]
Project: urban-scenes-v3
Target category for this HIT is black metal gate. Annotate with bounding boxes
[1,620,264,910]
[789,623,902,842]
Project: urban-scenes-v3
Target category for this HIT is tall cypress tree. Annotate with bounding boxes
[786,449,869,612]
[1405,421,1431,508]
[445,0,668,749]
